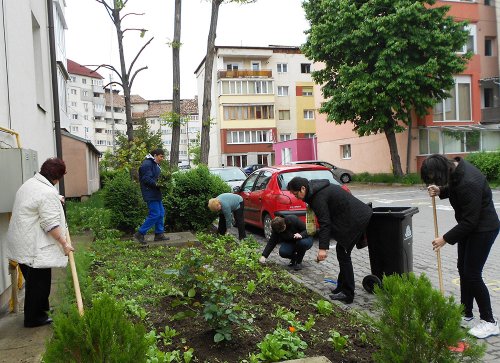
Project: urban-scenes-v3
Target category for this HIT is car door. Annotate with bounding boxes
[246,171,273,225]
[238,172,259,224]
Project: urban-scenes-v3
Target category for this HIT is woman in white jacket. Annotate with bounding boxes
[7,158,74,328]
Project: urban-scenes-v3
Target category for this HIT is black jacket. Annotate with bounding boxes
[139,156,162,201]
[261,215,308,258]
[304,179,372,250]
[440,158,499,244]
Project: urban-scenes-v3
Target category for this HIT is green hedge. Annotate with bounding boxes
[162,165,230,232]
[465,151,500,182]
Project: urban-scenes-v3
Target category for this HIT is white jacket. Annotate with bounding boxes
[7,173,68,268]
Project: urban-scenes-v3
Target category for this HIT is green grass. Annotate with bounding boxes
[352,172,422,185]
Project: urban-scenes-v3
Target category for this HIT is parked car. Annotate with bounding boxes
[290,160,354,183]
[243,164,266,175]
[209,167,248,189]
[234,165,350,240]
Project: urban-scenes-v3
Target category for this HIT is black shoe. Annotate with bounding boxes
[134,232,146,244]
[329,291,353,304]
[331,287,341,294]
[154,233,170,241]
[294,263,303,271]
[288,260,297,267]
[24,317,53,328]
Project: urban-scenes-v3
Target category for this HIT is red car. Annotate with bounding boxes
[234,164,350,240]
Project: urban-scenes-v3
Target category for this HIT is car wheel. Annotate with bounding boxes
[263,213,273,241]
[340,173,351,183]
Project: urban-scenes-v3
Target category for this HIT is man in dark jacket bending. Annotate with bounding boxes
[287,177,372,304]
[259,215,313,271]
[134,149,169,244]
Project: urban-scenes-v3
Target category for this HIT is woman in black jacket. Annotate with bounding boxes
[287,177,372,304]
[259,215,313,271]
[421,154,499,339]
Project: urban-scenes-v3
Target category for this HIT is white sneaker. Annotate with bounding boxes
[461,316,475,329]
[468,320,499,339]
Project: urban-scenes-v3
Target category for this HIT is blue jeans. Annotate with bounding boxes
[138,200,165,235]
[279,236,313,264]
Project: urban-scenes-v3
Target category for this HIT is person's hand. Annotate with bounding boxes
[58,195,65,205]
[61,241,74,256]
[259,256,266,264]
[432,236,446,252]
[316,249,328,262]
[293,233,302,239]
[427,185,440,197]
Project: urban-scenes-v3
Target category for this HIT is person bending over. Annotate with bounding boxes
[208,193,246,240]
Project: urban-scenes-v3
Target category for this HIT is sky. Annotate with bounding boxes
[65,0,310,100]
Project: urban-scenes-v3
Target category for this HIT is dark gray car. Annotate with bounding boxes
[290,160,354,183]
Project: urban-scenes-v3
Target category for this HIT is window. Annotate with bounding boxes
[226,63,239,70]
[226,155,247,168]
[301,63,311,73]
[71,126,79,132]
[303,110,315,119]
[484,88,493,108]
[70,76,76,82]
[485,0,491,5]
[70,89,77,95]
[71,101,77,107]
[84,115,88,120]
[302,87,313,96]
[96,140,106,145]
[419,128,441,154]
[304,133,316,138]
[227,130,272,144]
[254,170,271,190]
[223,105,274,120]
[257,154,268,165]
[279,134,291,142]
[251,61,260,71]
[341,144,351,159]
[458,25,476,54]
[82,78,87,84]
[433,76,471,121]
[85,127,89,133]
[220,80,273,95]
[91,79,102,86]
[485,37,494,57]
[278,110,290,120]
[71,114,78,120]
[83,102,88,111]
[83,90,89,96]
[277,63,288,73]
[277,86,289,96]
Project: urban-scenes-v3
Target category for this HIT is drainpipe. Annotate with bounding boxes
[47,0,65,195]
[1,0,12,128]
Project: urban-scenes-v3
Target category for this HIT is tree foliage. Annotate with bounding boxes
[302,0,470,176]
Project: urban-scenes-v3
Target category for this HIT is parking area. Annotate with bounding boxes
[237,184,500,361]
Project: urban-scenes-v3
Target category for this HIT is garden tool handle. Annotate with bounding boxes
[66,230,84,316]
[432,196,444,294]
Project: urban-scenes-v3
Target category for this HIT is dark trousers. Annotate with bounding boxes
[457,228,498,322]
[279,237,314,264]
[19,264,51,326]
[218,201,247,240]
[335,242,355,299]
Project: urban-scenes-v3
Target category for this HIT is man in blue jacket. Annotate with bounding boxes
[134,149,169,244]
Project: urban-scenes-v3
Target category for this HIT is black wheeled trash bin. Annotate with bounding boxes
[362,206,419,293]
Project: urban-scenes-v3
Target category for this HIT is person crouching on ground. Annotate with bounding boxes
[258,215,313,271]
[208,193,246,240]
[134,149,169,244]
[421,154,499,339]
[7,157,74,328]
[287,177,372,305]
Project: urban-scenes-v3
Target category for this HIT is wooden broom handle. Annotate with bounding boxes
[66,230,84,316]
[432,196,444,294]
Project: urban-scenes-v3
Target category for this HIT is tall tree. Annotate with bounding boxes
[302,0,470,176]
[170,0,182,167]
[199,0,256,165]
[94,0,153,142]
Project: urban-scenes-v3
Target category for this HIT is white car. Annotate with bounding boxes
[209,167,248,189]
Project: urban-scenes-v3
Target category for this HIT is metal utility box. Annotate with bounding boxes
[0,149,38,213]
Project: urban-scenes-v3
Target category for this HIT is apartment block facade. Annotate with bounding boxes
[195,46,315,167]
[315,0,500,174]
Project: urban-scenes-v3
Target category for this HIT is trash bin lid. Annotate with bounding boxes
[371,206,419,218]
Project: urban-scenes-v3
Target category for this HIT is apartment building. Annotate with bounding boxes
[140,99,200,166]
[195,46,315,167]
[315,0,500,174]
[0,0,68,312]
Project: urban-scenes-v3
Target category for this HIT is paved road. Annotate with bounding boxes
[238,184,500,361]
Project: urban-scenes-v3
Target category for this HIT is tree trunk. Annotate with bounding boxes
[200,0,222,165]
[405,110,413,175]
[113,7,133,142]
[384,121,404,177]
[170,0,182,167]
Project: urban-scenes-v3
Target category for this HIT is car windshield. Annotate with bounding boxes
[211,168,247,182]
[277,170,339,190]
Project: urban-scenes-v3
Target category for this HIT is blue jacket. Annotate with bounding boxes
[139,155,162,201]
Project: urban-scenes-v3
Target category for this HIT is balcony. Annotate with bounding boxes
[218,69,272,79]
[482,107,500,124]
[92,85,104,93]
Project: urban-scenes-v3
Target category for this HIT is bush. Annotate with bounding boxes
[465,151,500,182]
[163,165,230,232]
[369,273,485,363]
[103,171,146,233]
[352,172,421,184]
[43,294,148,363]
